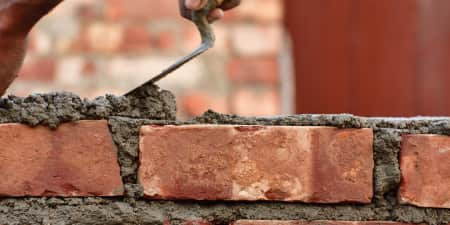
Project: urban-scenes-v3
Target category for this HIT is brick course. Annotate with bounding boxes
[0,110,448,224]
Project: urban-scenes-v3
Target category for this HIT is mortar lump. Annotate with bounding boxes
[0,84,176,128]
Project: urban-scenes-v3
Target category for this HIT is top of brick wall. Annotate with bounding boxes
[0,85,176,127]
[194,111,450,132]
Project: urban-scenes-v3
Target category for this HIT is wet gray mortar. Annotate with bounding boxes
[0,86,449,225]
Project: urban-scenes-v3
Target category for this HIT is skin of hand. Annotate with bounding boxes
[0,0,63,96]
[180,0,240,23]
[0,0,240,96]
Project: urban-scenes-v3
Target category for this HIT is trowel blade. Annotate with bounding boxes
[124,44,209,97]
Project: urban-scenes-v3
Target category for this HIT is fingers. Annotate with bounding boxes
[185,0,208,10]
[207,8,224,23]
[181,0,240,23]
[219,0,241,11]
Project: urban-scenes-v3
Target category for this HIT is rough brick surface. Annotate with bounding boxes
[139,125,373,203]
[18,56,56,81]
[233,221,413,225]
[231,87,281,116]
[0,120,124,197]
[164,220,211,225]
[399,135,450,208]
[228,57,279,84]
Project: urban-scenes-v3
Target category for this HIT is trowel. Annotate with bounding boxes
[124,0,217,96]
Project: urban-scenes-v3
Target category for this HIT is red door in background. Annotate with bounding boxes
[284,0,450,116]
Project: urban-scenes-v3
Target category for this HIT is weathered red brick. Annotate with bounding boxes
[164,220,211,225]
[18,57,56,82]
[180,25,202,53]
[230,25,282,57]
[76,2,99,22]
[104,0,178,21]
[181,92,228,117]
[121,24,151,52]
[0,120,124,197]
[139,125,373,203]
[233,221,413,225]
[399,135,450,208]
[153,29,176,51]
[82,60,97,77]
[231,87,280,116]
[70,22,124,54]
[86,22,124,53]
[228,57,279,84]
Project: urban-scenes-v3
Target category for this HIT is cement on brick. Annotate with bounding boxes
[194,110,450,132]
[108,116,184,196]
[0,84,176,128]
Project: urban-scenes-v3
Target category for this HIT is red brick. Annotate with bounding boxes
[78,4,99,21]
[0,120,124,197]
[82,61,97,77]
[69,32,89,53]
[86,22,123,53]
[121,24,151,52]
[399,135,450,208]
[153,30,176,51]
[233,221,413,225]
[104,0,178,21]
[231,87,280,116]
[181,92,228,116]
[228,57,279,84]
[139,126,373,203]
[232,0,283,23]
[181,25,202,53]
[164,220,211,225]
[70,22,124,54]
[181,221,211,225]
[230,25,282,57]
[18,57,56,82]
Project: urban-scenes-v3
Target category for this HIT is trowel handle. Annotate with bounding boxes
[191,0,218,48]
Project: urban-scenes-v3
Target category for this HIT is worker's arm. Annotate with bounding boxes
[0,0,63,36]
[0,0,63,96]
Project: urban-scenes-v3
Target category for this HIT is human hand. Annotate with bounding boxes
[180,0,241,23]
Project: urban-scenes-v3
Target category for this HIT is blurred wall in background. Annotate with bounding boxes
[8,0,288,119]
[10,0,449,118]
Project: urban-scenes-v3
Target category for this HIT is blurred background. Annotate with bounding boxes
[6,0,450,119]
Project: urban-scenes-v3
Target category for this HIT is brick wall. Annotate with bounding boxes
[0,88,449,224]
[5,0,286,119]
